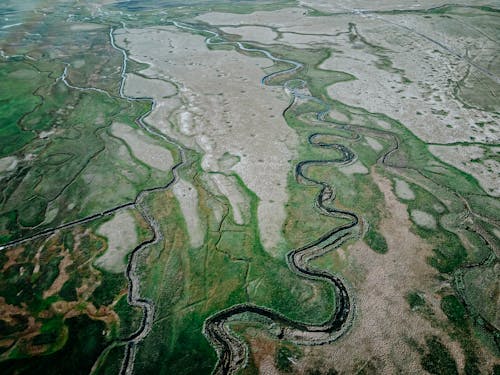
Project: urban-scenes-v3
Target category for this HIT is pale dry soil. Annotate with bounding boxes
[299,0,499,13]
[111,122,174,172]
[69,23,106,32]
[124,73,176,99]
[329,108,350,124]
[365,136,383,152]
[429,144,500,197]
[115,26,298,253]
[196,8,347,43]
[320,17,498,145]
[0,156,17,174]
[217,152,240,170]
[172,178,204,248]
[410,209,437,230]
[293,169,468,373]
[144,96,183,137]
[337,159,368,175]
[220,26,278,45]
[394,178,415,200]
[198,8,499,187]
[94,210,138,273]
[210,173,249,226]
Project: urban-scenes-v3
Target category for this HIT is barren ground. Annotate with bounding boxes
[95,210,138,273]
[172,178,204,248]
[111,122,174,172]
[429,144,500,197]
[124,73,176,99]
[115,26,298,253]
[296,170,462,373]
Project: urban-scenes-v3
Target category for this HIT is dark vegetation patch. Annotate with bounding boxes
[0,316,108,375]
[421,336,458,375]
[406,291,426,310]
[275,344,302,373]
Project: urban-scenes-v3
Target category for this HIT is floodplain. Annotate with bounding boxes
[0,1,499,374]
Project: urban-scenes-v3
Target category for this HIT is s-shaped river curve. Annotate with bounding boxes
[173,22,358,374]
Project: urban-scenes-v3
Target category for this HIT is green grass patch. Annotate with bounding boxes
[364,227,388,254]
[428,241,467,274]
[441,295,467,328]
[406,291,426,310]
[276,344,302,373]
[0,316,108,375]
[421,336,458,375]
[92,272,127,307]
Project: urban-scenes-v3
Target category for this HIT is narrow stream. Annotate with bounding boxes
[109,27,187,375]
[173,22,358,374]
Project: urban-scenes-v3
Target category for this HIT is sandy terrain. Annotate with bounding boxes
[365,136,383,152]
[429,144,500,197]
[217,152,240,170]
[197,7,350,43]
[95,210,137,273]
[338,159,368,175]
[69,23,106,31]
[321,24,498,144]
[172,178,204,248]
[199,8,498,146]
[111,122,174,172]
[329,109,350,124]
[144,96,183,136]
[198,7,357,47]
[196,8,310,28]
[279,32,343,48]
[115,26,298,253]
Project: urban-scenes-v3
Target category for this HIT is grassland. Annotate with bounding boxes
[121,6,497,372]
[0,1,498,374]
[0,213,147,374]
[191,6,499,372]
[130,151,336,373]
[0,1,187,245]
[0,2,180,374]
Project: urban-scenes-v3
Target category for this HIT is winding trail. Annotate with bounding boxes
[173,22,358,374]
